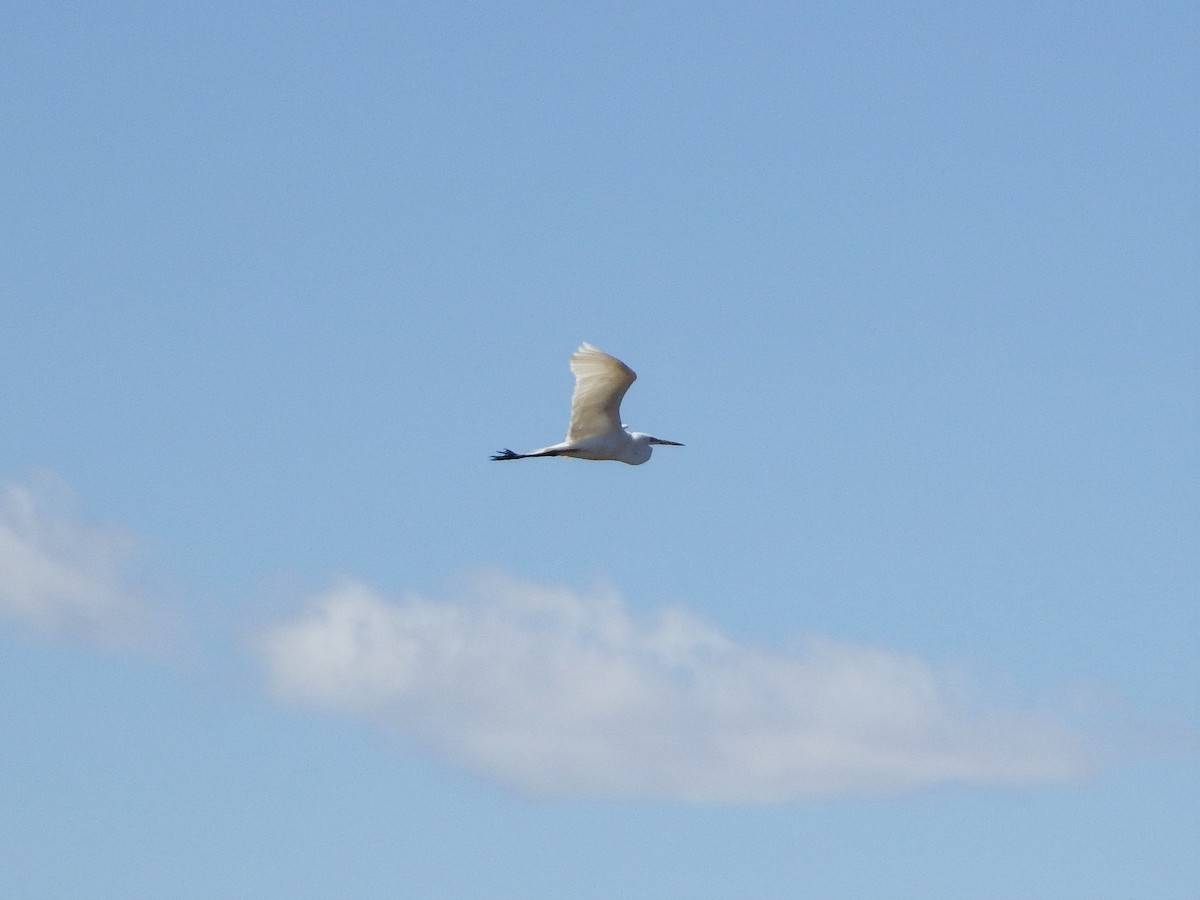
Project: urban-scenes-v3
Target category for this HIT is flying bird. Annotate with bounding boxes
[491,343,683,466]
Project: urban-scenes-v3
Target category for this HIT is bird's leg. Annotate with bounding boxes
[490,448,565,461]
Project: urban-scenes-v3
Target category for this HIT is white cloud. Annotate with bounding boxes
[0,471,164,649]
[258,574,1091,802]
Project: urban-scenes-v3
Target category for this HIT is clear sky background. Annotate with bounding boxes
[2,2,1197,897]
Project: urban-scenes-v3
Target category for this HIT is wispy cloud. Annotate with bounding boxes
[0,471,166,649]
[258,574,1091,802]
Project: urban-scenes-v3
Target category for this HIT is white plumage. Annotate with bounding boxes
[491,343,683,466]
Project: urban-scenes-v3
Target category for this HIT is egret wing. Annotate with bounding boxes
[566,343,637,442]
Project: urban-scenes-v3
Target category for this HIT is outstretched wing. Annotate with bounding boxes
[566,343,637,442]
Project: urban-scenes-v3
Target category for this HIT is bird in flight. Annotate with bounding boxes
[491,343,683,466]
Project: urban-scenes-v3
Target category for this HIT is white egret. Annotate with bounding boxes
[491,343,683,466]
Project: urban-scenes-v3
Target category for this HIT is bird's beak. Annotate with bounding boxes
[649,438,684,446]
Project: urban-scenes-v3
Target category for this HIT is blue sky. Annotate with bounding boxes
[1,1,1197,896]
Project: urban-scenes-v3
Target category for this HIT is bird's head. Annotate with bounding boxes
[624,432,684,465]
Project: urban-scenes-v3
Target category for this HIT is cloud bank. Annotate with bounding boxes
[259,574,1090,802]
[0,472,163,649]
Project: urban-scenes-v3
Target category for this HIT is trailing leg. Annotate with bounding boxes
[490,448,565,461]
